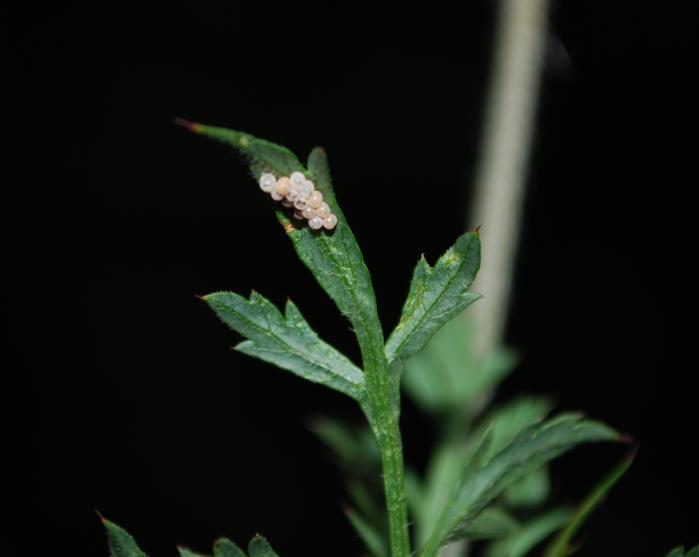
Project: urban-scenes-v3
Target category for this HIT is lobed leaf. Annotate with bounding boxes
[101,517,149,557]
[419,415,620,557]
[180,123,385,395]
[204,291,364,400]
[385,232,482,366]
[411,397,551,546]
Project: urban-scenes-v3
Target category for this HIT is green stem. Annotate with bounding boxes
[358,340,410,557]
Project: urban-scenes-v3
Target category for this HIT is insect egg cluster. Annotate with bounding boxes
[258,172,338,230]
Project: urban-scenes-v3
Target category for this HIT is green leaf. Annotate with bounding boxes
[665,549,685,557]
[474,397,553,460]
[453,507,518,540]
[248,535,280,557]
[543,449,636,557]
[687,546,699,557]
[180,124,383,375]
[101,517,149,557]
[182,125,406,557]
[174,120,303,178]
[385,232,481,365]
[412,398,551,546]
[412,440,471,547]
[214,539,247,557]
[419,415,620,557]
[484,508,572,557]
[300,148,388,389]
[503,468,550,507]
[178,547,210,557]
[204,292,364,400]
[346,508,390,557]
[403,313,516,414]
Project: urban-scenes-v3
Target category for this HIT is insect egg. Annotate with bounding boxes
[300,180,314,197]
[308,216,324,230]
[275,176,292,197]
[316,202,331,219]
[307,190,323,208]
[290,171,306,187]
[323,214,338,230]
[259,173,276,193]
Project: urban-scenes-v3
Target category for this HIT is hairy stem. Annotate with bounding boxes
[358,338,410,557]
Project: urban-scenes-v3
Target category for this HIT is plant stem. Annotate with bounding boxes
[358,339,410,557]
[370,402,410,557]
[468,0,551,358]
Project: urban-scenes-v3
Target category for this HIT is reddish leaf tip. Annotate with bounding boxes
[174,117,203,134]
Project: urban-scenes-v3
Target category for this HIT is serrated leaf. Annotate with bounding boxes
[543,450,635,557]
[178,547,210,557]
[385,232,482,365]
[403,313,516,414]
[475,397,553,460]
[346,508,390,557]
[181,121,386,404]
[411,398,551,545]
[213,539,247,557]
[247,535,280,557]
[101,517,149,557]
[484,508,572,557]
[299,148,389,395]
[419,415,620,557]
[204,292,364,399]
[411,428,494,547]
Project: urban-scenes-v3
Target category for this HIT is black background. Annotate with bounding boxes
[6,1,697,556]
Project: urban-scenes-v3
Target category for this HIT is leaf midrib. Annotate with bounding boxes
[231,303,364,391]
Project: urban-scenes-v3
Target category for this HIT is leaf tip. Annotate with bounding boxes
[174,117,203,134]
[473,224,482,235]
[95,508,107,524]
